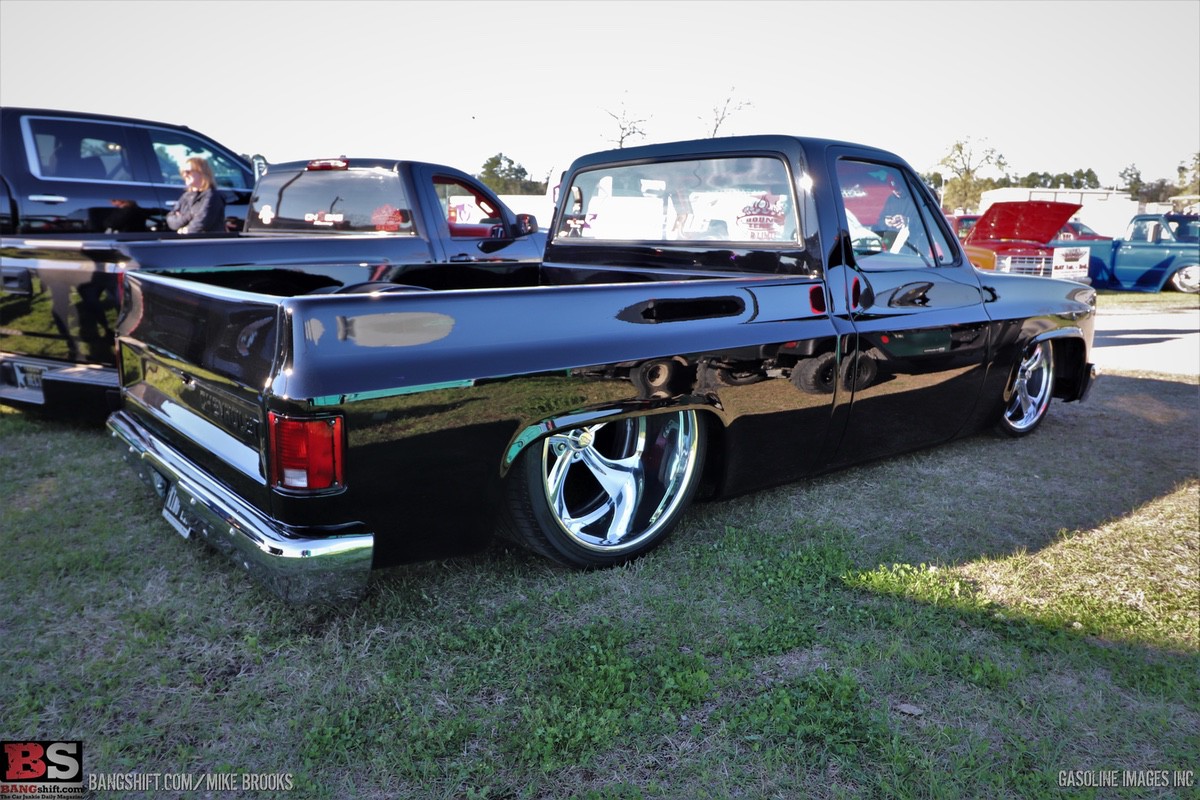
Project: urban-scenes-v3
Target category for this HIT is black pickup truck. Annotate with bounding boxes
[106,134,1097,602]
[0,157,543,418]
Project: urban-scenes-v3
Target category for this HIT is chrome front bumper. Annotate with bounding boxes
[107,411,374,604]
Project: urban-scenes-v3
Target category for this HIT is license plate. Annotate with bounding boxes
[14,363,44,390]
[161,483,192,539]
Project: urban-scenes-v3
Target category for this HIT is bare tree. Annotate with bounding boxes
[604,99,649,149]
[703,87,751,138]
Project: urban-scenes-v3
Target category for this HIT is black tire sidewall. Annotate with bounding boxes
[508,412,707,567]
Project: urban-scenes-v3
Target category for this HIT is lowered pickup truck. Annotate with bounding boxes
[1069,212,1199,293]
[106,134,1098,602]
[0,158,543,418]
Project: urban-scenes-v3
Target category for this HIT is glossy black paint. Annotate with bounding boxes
[111,134,1097,581]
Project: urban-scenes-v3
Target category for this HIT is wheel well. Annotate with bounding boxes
[695,408,728,501]
[1049,336,1088,401]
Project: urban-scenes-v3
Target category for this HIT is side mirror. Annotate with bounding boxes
[515,213,538,236]
[251,154,269,182]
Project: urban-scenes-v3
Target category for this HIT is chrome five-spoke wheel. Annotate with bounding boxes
[997,339,1054,437]
[1168,265,1199,294]
[502,411,706,567]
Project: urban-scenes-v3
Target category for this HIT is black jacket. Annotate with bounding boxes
[166,188,225,233]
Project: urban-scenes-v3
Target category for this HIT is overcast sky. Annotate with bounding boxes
[2,0,1197,188]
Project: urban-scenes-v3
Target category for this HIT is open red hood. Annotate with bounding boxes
[965,201,1083,245]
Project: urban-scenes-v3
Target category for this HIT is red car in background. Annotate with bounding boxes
[962,201,1092,283]
[1055,219,1110,241]
[946,213,980,241]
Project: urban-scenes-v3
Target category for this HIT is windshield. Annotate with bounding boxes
[247,167,415,233]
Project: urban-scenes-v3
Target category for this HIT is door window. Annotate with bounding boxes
[433,176,504,238]
[25,118,135,182]
[145,129,250,190]
[836,159,956,268]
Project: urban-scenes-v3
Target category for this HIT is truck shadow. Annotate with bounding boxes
[365,371,1196,599]
[691,372,1197,570]
[1094,328,1197,348]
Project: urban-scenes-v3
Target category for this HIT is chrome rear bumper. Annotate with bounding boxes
[107,411,373,604]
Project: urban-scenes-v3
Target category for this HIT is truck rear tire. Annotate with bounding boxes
[500,410,705,567]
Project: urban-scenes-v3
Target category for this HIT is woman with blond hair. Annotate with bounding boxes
[166,156,226,233]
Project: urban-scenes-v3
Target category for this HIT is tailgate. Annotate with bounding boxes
[116,271,282,503]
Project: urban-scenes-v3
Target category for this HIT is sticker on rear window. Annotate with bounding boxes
[371,204,410,232]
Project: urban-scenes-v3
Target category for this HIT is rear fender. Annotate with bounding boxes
[502,395,726,475]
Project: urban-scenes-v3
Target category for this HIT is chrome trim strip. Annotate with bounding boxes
[107,411,373,603]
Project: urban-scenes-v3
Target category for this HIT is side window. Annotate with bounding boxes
[145,129,250,190]
[433,176,503,238]
[26,118,134,182]
[836,159,956,268]
[1125,220,1148,243]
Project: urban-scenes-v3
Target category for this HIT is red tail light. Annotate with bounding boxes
[305,158,349,171]
[268,413,344,491]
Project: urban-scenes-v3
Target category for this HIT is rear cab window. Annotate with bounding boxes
[248,165,416,233]
[835,159,957,269]
[556,155,804,245]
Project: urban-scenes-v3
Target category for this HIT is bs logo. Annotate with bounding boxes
[1,741,83,784]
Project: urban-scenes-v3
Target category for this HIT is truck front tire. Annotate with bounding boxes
[995,340,1054,437]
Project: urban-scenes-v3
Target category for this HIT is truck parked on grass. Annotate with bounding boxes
[1069,212,1199,293]
[0,157,543,418]
[102,134,1097,602]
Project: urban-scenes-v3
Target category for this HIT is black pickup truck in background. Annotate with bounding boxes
[0,156,543,418]
[0,107,255,234]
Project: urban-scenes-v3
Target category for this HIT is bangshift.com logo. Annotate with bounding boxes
[2,741,83,789]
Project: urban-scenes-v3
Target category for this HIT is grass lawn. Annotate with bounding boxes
[1,292,1197,799]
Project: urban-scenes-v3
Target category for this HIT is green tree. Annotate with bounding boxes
[1119,163,1144,198]
[1139,178,1176,204]
[1177,153,1199,195]
[477,154,547,194]
[938,138,1007,212]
